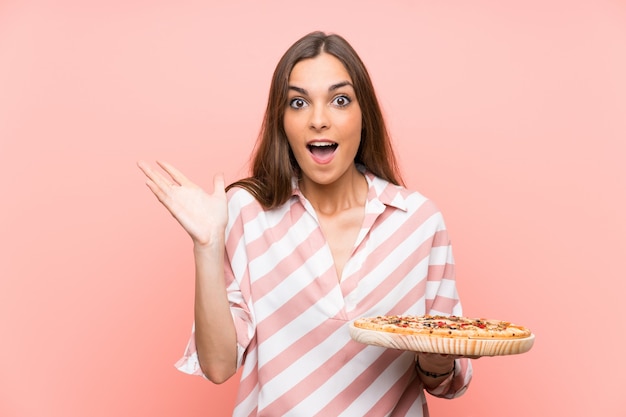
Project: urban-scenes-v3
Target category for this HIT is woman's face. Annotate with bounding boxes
[283,52,362,187]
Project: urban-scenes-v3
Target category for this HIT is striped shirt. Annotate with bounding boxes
[176,170,472,416]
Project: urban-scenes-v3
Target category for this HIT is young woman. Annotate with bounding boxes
[138,31,472,416]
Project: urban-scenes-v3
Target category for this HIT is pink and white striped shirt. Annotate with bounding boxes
[176,170,472,416]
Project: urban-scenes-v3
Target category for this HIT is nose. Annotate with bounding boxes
[309,104,329,131]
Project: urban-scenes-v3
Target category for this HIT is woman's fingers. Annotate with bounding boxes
[156,160,192,187]
[137,160,172,191]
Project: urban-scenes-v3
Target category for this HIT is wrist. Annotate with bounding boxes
[416,357,455,379]
[193,231,225,251]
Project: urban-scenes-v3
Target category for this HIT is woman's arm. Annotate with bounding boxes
[192,238,238,383]
[137,160,238,383]
[418,211,473,396]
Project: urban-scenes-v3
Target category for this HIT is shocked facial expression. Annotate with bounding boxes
[283,52,362,187]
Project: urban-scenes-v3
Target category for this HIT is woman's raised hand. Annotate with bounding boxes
[137,160,228,246]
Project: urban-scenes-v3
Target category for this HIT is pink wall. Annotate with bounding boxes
[1,1,625,416]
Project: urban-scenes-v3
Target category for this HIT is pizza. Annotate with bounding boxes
[352,315,532,340]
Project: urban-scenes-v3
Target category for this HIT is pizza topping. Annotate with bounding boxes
[353,314,532,340]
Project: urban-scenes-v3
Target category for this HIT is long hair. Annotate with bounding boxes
[227,31,404,209]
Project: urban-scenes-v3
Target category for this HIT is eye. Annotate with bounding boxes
[289,98,308,109]
[331,95,351,107]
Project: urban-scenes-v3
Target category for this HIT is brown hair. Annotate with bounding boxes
[227,31,403,209]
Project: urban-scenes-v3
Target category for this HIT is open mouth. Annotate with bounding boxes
[307,142,338,158]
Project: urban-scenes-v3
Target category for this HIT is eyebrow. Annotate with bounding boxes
[288,81,354,95]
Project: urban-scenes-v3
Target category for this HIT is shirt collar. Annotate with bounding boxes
[363,171,408,212]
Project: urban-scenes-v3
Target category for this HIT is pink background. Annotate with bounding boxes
[1,1,625,416]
